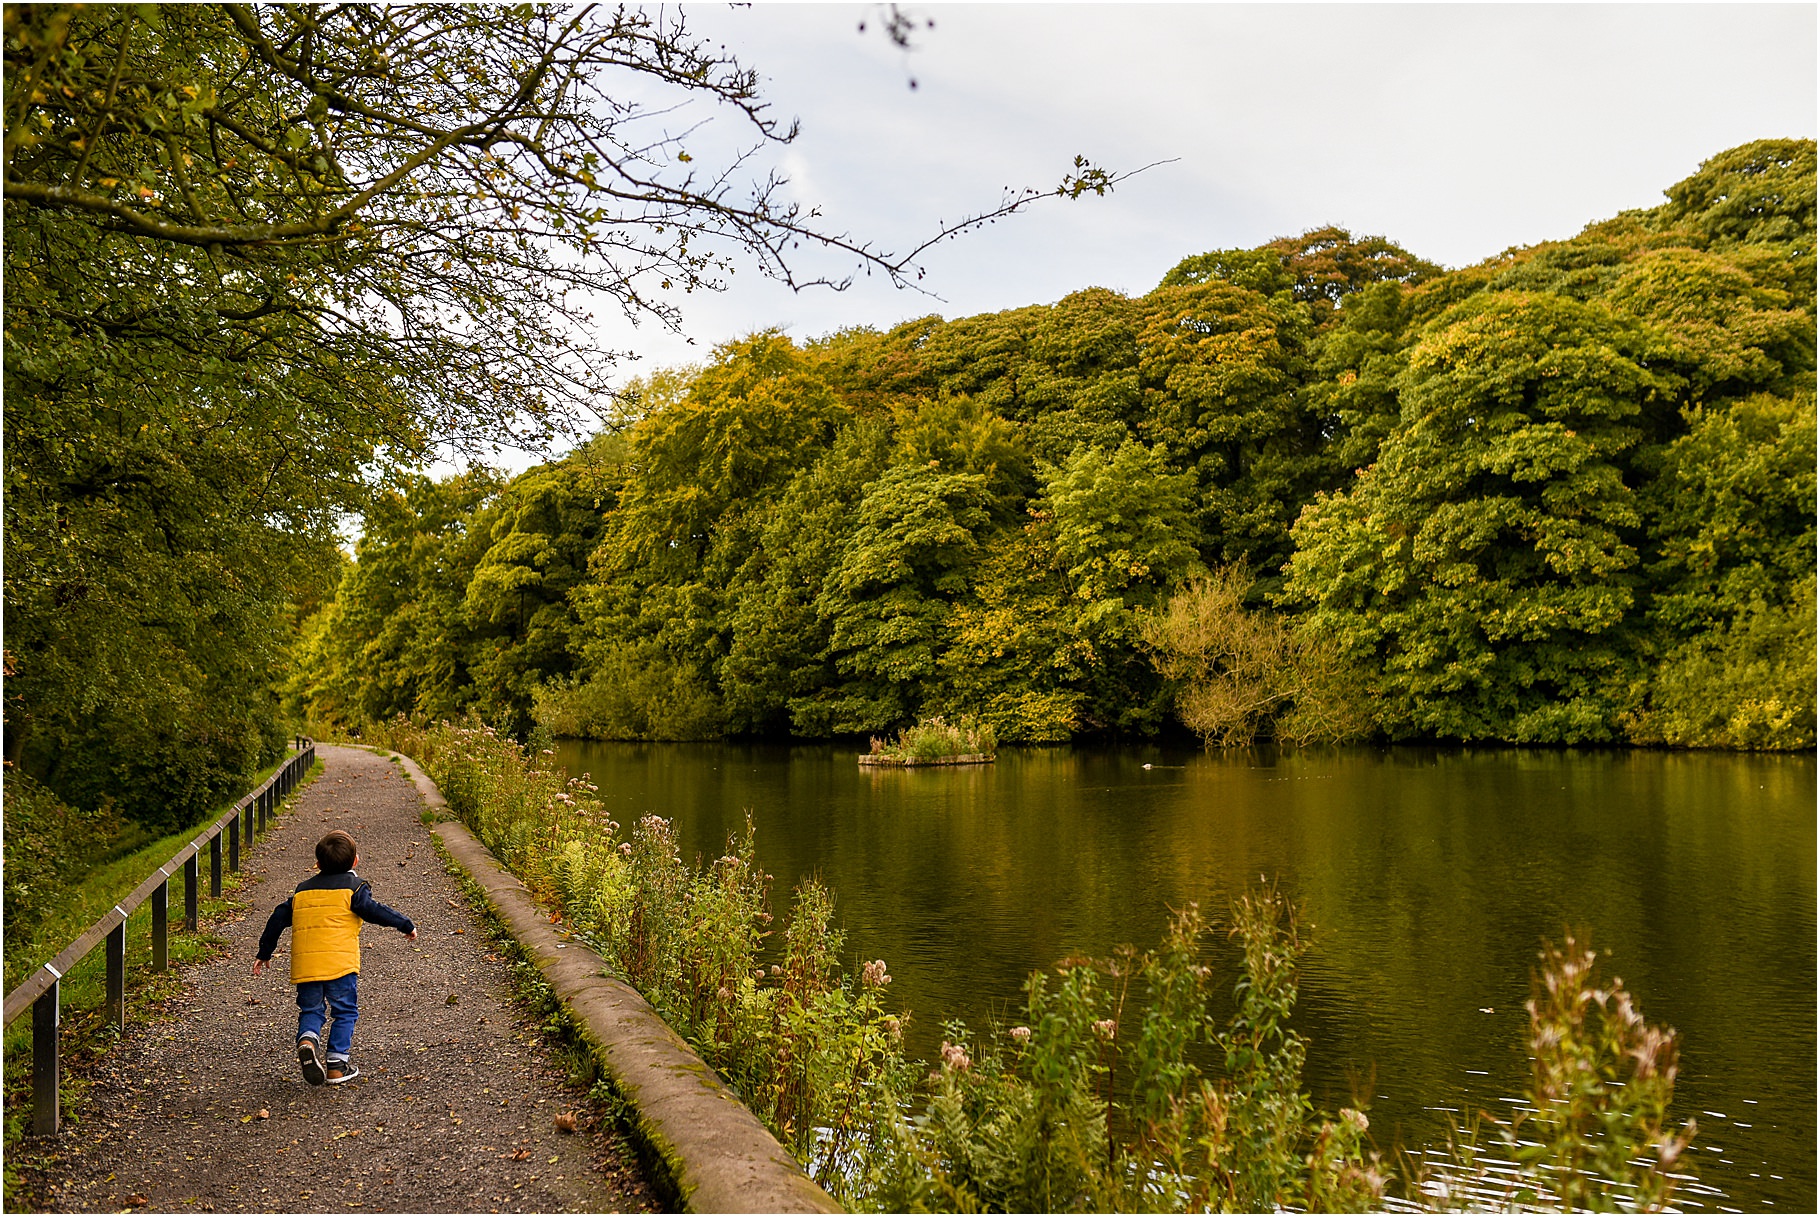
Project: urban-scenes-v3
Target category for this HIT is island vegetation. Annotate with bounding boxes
[862,716,997,765]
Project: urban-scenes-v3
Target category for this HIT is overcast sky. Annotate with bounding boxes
[491,2,1817,465]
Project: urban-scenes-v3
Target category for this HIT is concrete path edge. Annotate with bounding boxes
[375,748,842,1215]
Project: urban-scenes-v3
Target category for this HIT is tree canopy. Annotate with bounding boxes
[297,140,1816,753]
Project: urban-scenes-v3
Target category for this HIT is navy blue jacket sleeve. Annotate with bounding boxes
[351,882,415,935]
[257,898,293,961]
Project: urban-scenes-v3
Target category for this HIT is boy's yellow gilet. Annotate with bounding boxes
[290,871,367,983]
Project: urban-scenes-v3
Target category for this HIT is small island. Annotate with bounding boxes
[860,716,997,767]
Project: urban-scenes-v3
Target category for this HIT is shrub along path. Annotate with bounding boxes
[32,744,657,1214]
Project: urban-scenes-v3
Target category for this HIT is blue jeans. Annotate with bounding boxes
[296,973,359,1062]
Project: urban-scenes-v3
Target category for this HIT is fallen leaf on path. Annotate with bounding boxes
[125,1194,149,1207]
[256,1109,270,1120]
[511,1149,532,1161]
[447,898,460,908]
[554,1111,579,1133]
[547,1155,560,1164]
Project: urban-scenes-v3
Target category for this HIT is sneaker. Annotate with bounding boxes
[326,1061,361,1085]
[298,1037,326,1086]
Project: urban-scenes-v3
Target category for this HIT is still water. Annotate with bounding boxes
[552,740,1815,1210]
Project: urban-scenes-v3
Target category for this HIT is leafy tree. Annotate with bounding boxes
[892,394,1032,514]
[1627,394,1817,748]
[807,464,996,733]
[1161,225,1440,330]
[898,290,1145,463]
[7,4,1107,431]
[1300,280,1421,475]
[935,523,1093,742]
[294,471,500,729]
[1602,247,1814,405]
[719,422,896,735]
[1039,441,1203,733]
[1284,292,1667,743]
[1651,139,1816,262]
[5,2,1122,818]
[1141,568,1374,747]
[1135,281,1315,580]
[284,140,1816,756]
[462,439,624,736]
[601,334,847,574]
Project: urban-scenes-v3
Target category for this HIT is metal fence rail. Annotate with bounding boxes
[3,739,317,1136]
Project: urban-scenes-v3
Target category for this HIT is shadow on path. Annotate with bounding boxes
[36,744,657,1214]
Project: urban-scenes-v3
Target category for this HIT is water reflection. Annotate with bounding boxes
[553,740,1815,1211]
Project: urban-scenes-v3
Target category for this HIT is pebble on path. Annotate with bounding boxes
[33,744,658,1215]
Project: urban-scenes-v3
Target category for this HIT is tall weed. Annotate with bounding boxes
[1411,934,1697,1213]
[869,892,1384,1213]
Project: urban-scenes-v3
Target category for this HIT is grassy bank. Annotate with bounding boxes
[2,759,322,1207]
[4,754,303,993]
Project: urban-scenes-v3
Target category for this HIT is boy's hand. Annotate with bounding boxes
[252,958,268,977]
[406,929,418,942]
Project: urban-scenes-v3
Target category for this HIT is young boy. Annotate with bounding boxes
[253,830,417,1085]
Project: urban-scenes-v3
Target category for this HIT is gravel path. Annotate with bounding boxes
[37,744,659,1214]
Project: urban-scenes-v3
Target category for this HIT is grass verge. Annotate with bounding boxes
[1,759,323,1210]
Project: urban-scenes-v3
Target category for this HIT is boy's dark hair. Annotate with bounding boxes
[316,830,358,874]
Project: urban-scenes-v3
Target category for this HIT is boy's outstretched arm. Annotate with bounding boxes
[254,898,293,975]
[351,882,417,940]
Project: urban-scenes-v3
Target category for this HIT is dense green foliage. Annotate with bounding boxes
[306,141,1815,750]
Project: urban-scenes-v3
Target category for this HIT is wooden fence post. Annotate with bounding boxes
[211,833,223,897]
[228,813,240,872]
[185,854,199,930]
[152,878,169,972]
[106,918,126,1029]
[33,981,59,1135]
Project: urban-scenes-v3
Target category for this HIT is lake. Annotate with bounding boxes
[552,739,1815,1211]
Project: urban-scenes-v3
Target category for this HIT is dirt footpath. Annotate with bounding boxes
[37,744,659,1214]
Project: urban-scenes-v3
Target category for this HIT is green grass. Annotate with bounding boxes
[4,753,304,994]
[2,758,323,1209]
